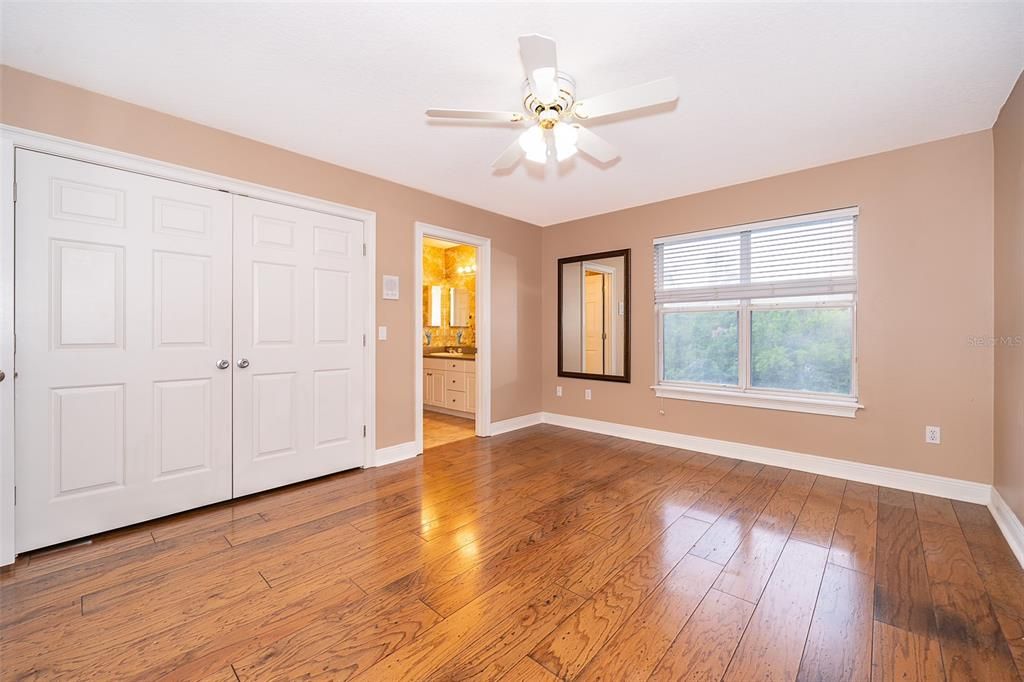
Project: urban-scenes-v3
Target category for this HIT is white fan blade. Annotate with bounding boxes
[575,126,619,163]
[574,77,678,120]
[519,34,558,104]
[426,108,524,123]
[492,136,525,169]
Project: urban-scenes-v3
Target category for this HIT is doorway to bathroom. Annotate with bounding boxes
[414,223,491,453]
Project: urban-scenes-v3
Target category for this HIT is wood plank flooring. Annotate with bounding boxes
[1,424,1022,681]
[423,411,477,450]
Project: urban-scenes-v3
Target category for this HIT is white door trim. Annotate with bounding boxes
[414,222,492,455]
[0,135,16,567]
[0,125,377,565]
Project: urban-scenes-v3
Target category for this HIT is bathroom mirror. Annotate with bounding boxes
[558,249,630,382]
[424,285,442,327]
[450,288,472,327]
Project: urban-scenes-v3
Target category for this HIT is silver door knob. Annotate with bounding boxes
[216,360,230,370]
[0,370,5,382]
[237,358,250,369]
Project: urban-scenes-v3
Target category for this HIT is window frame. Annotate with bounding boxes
[652,209,863,418]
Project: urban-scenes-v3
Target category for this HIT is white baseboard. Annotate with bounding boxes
[424,405,475,419]
[490,412,544,436]
[990,487,1024,570]
[374,440,419,467]
[538,412,991,504]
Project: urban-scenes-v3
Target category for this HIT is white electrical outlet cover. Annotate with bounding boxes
[585,389,592,400]
[556,386,562,397]
[925,426,941,444]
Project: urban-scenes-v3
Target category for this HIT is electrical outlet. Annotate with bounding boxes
[585,389,592,400]
[925,426,941,444]
[556,386,562,397]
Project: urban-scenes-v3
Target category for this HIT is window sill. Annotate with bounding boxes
[651,384,863,418]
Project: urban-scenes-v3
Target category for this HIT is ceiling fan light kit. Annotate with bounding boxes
[518,126,547,163]
[518,120,579,163]
[426,33,679,171]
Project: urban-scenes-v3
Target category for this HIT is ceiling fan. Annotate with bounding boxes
[426,34,679,169]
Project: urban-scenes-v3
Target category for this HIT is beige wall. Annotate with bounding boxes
[0,66,543,449]
[994,72,1024,519]
[543,131,995,484]
[0,66,1009,489]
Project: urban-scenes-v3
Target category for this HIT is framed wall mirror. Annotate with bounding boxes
[424,285,443,327]
[558,249,631,382]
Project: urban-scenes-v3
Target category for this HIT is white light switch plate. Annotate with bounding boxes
[378,326,388,341]
[382,275,399,300]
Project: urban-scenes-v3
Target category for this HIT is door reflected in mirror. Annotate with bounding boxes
[558,249,630,382]
[450,288,472,327]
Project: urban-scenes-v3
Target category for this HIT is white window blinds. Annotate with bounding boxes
[654,207,857,304]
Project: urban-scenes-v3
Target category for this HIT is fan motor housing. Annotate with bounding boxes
[522,72,577,123]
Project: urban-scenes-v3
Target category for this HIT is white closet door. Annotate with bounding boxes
[14,150,233,552]
[232,196,365,496]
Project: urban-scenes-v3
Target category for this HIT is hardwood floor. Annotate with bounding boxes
[423,411,477,450]
[1,424,1022,681]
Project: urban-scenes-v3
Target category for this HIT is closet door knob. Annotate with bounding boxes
[237,358,250,369]
[216,360,230,370]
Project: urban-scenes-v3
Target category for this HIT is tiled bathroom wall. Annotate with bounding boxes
[423,243,476,347]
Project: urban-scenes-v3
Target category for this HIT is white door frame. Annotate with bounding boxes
[0,125,377,565]
[414,222,492,454]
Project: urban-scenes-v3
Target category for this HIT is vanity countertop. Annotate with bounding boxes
[423,351,476,360]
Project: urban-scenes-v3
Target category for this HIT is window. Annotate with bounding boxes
[654,208,861,417]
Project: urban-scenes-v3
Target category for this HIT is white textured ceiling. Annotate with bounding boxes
[2,2,1022,226]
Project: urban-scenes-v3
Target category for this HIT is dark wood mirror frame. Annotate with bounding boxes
[557,249,631,383]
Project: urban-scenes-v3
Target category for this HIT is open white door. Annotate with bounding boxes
[232,196,366,496]
[14,150,233,552]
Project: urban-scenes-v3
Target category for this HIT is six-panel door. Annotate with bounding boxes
[231,196,366,496]
[14,150,234,551]
[13,150,368,551]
